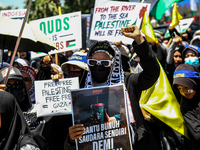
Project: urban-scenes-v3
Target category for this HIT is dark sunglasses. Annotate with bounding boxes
[6,80,23,92]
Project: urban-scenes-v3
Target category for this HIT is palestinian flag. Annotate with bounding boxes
[66,39,76,48]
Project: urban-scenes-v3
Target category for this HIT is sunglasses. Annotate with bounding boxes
[6,80,23,92]
[87,59,113,67]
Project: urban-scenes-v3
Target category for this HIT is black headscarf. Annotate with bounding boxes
[0,66,32,111]
[173,64,199,93]
[0,91,31,150]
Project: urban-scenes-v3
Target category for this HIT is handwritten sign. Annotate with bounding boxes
[35,77,79,117]
[30,11,82,59]
[90,1,150,44]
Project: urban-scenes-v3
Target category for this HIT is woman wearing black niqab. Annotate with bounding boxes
[0,90,39,150]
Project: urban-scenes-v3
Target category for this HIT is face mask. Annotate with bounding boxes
[10,88,26,103]
[69,71,82,78]
[90,65,111,83]
[184,57,200,68]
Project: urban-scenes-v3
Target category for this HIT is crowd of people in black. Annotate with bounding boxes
[1,24,200,150]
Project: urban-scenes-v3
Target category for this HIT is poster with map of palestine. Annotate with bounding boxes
[71,84,133,150]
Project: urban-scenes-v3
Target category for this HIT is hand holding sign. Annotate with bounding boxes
[69,124,85,140]
[121,25,144,44]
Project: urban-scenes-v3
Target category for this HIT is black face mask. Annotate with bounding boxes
[69,71,82,78]
[90,65,111,83]
[6,80,26,103]
[11,88,26,103]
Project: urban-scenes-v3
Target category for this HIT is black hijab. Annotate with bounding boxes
[0,90,31,150]
[0,66,32,112]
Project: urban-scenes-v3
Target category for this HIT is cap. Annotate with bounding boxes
[89,41,115,59]
[0,67,23,83]
[182,44,200,58]
[173,64,199,92]
[61,52,88,74]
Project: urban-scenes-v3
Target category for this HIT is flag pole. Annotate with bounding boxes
[3,0,32,85]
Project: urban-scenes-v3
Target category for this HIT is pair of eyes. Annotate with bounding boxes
[185,54,197,58]
[177,85,193,93]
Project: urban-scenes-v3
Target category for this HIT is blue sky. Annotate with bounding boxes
[0,0,65,9]
[0,0,197,9]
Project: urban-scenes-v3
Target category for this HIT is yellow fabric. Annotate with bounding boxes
[171,3,183,29]
[141,11,158,44]
[58,6,62,15]
[139,60,189,138]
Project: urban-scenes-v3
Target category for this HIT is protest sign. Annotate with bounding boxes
[0,9,26,19]
[71,84,133,150]
[164,18,194,38]
[90,1,150,44]
[35,77,79,117]
[30,11,82,59]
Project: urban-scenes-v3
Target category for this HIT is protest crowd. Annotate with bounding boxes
[1,1,200,150]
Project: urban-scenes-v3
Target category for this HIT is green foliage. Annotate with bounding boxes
[24,0,60,21]
[63,0,129,14]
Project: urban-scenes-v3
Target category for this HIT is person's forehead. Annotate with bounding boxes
[91,52,111,59]
[7,78,19,84]
[21,72,30,77]
[174,51,181,55]
[69,64,81,68]
[185,49,197,55]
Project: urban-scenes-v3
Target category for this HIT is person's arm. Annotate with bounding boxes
[121,25,160,91]
[166,35,182,64]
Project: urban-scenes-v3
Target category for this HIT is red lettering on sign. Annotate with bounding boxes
[95,7,109,13]
[110,6,119,13]
[121,5,136,11]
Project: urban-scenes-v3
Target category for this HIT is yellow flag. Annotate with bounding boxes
[171,2,183,29]
[58,6,62,15]
[140,60,189,138]
[141,11,158,44]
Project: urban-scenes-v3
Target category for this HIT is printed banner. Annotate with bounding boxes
[30,11,82,59]
[0,9,26,19]
[71,84,133,150]
[90,1,150,44]
[35,77,79,117]
[164,18,194,38]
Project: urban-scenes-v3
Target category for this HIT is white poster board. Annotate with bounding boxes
[30,11,82,59]
[165,18,194,38]
[90,1,150,44]
[35,77,79,117]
